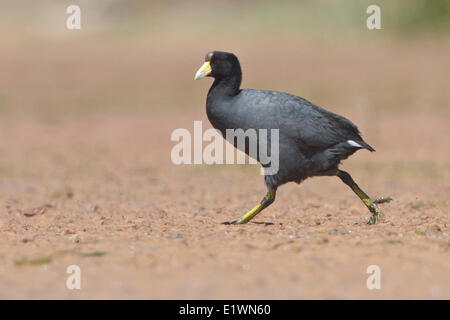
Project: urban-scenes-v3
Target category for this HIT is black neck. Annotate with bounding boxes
[207,70,242,99]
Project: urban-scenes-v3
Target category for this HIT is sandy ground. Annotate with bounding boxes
[0,19,449,298]
[0,110,448,299]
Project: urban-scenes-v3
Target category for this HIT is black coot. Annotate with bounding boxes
[194,51,391,225]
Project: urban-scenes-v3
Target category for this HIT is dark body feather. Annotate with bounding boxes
[204,52,374,190]
[195,51,388,226]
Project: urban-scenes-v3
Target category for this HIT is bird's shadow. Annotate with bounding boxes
[251,221,274,226]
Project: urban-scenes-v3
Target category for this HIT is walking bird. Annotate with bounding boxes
[194,51,391,225]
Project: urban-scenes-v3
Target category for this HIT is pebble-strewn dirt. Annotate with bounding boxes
[0,111,448,299]
[0,13,449,297]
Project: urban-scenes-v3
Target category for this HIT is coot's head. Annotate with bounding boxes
[194,51,241,80]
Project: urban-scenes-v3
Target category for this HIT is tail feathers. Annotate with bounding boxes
[347,139,375,152]
[309,140,375,173]
[311,141,361,172]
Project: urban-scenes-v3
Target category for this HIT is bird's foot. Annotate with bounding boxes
[222,220,273,226]
[222,218,245,225]
[367,197,392,225]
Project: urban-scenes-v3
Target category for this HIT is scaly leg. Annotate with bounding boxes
[223,189,276,225]
[337,170,392,225]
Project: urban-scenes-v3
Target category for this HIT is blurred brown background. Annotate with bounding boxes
[0,0,449,299]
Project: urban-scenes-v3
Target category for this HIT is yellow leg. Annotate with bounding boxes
[337,170,392,225]
[223,189,276,225]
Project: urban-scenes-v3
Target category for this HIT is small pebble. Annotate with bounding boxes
[329,225,350,235]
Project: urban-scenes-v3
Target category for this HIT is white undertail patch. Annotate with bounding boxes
[347,140,363,148]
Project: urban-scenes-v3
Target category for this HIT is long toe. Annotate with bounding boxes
[374,197,393,204]
[222,220,240,225]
